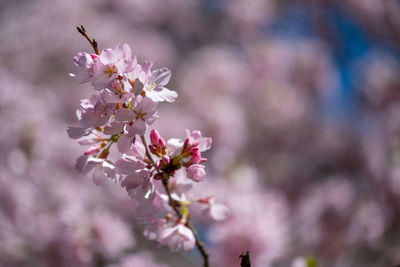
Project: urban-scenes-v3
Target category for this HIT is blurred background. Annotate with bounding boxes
[1,0,400,266]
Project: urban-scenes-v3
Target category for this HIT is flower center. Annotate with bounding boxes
[105,65,117,77]
[136,112,145,119]
[146,82,157,91]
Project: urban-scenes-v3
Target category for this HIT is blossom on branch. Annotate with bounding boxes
[68,33,226,264]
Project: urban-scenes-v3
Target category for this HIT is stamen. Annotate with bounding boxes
[146,82,157,91]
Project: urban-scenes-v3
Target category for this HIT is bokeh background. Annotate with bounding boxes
[1,0,400,266]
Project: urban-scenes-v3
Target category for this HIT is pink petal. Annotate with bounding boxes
[100,89,120,103]
[152,68,171,86]
[168,235,182,252]
[133,119,147,136]
[75,155,88,173]
[115,158,143,175]
[139,61,153,83]
[158,88,178,103]
[203,203,230,221]
[67,127,87,139]
[140,97,158,113]
[103,122,125,135]
[121,174,143,190]
[115,43,132,60]
[117,135,133,154]
[99,48,117,65]
[115,108,135,122]
[199,137,212,152]
[126,141,146,159]
[93,168,107,185]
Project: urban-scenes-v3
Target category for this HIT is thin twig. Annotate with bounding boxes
[186,219,209,267]
[140,135,210,267]
[162,178,183,218]
[239,251,251,267]
[76,25,99,55]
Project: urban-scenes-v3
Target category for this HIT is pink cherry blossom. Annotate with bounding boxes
[91,43,138,90]
[185,129,212,152]
[157,223,196,252]
[77,93,115,129]
[79,157,118,185]
[117,96,159,136]
[201,198,230,221]
[69,52,95,83]
[68,38,225,265]
[133,96,159,134]
[139,61,178,103]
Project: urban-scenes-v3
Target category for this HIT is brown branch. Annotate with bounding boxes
[76,25,99,55]
[239,251,251,267]
[161,178,183,218]
[140,135,210,267]
[186,218,210,267]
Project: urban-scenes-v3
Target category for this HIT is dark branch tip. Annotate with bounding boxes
[76,26,85,35]
[239,251,251,267]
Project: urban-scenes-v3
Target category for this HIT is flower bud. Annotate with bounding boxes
[186,164,206,182]
[150,129,161,146]
[162,155,170,164]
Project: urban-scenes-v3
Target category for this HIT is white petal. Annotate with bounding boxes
[158,87,178,103]
[153,68,171,86]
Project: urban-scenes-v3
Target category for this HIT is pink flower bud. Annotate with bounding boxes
[186,164,206,182]
[150,129,166,149]
[150,129,161,146]
[189,151,202,164]
[158,137,166,148]
[84,144,101,155]
[162,155,170,164]
[189,147,200,154]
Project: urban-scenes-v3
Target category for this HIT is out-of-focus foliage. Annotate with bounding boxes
[1,0,400,266]
[306,257,317,267]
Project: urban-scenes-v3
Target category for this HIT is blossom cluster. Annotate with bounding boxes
[68,42,228,253]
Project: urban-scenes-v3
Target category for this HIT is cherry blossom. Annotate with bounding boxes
[139,61,178,103]
[68,34,225,266]
[157,223,196,252]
